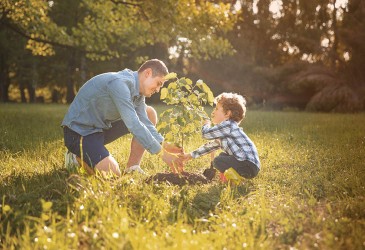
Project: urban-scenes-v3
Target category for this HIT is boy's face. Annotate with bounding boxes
[139,68,165,97]
[211,103,230,124]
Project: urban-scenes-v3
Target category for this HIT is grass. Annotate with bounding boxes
[0,103,364,249]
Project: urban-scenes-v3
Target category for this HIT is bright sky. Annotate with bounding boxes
[235,0,348,16]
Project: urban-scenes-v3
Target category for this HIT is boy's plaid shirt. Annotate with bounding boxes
[191,119,260,168]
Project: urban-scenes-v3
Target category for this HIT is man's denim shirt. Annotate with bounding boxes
[61,69,163,154]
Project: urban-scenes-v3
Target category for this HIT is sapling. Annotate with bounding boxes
[158,73,214,149]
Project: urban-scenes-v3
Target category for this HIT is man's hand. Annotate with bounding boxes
[162,142,183,154]
[161,150,183,173]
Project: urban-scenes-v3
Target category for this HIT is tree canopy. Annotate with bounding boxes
[1,0,364,112]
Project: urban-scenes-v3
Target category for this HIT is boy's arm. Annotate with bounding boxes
[201,120,231,140]
[191,140,221,159]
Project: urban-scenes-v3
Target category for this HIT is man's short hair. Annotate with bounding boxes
[138,59,168,77]
[215,92,247,123]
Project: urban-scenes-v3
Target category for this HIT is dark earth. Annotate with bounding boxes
[146,165,216,186]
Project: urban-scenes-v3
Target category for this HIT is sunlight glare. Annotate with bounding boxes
[269,0,283,18]
[335,0,348,8]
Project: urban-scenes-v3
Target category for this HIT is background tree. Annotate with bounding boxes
[0,0,364,112]
[1,0,236,103]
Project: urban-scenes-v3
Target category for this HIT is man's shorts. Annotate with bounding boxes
[63,120,129,168]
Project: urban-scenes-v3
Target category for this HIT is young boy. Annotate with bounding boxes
[179,92,260,182]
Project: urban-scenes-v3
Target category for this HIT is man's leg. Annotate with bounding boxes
[126,106,157,170]
[64,127,122,177]
[94,155,121,177]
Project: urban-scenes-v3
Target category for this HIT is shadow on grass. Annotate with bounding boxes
[191,184,251,216]
[166,182,252,223]
[0,168,80,235]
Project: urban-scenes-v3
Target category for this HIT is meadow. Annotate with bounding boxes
[0,104,364,249]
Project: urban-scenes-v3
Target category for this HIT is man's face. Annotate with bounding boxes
[140,68,165,97]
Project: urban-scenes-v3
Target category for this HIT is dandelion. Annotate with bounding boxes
[67,233,76,238]
[112,232,119,239]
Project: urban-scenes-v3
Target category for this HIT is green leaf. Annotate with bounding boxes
[164,72,177,80]
[160,88,168,100]
[41,199,53,211]
[169,82,177,89]
[207,91,214,105]
[202,82,211,93]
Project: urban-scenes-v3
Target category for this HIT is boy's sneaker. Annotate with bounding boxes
[64,151,79,172]
[203,162,216,181]
[224,168,243,185]
[125,165,146,175]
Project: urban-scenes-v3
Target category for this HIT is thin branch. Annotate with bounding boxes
[110,0,141,7]
[1,19,112,57]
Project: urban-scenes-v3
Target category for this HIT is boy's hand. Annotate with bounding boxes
[178,153,192,162]
[203,119,211,126]
[163,142,184,154]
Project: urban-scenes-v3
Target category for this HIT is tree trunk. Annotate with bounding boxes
[0,54,10,102]
[0,69,10,103]
[66,53,76,103]
[19,81,27,103]
[331,2,339,69]
[26,82,35,103]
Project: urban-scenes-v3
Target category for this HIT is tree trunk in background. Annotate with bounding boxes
[80,55,86,86]
[66,53,75,103]
[26,82,35,103]
[0,54,10,102]
[331,2,339,69]
[19,81,27,103]
[0,68,10,103]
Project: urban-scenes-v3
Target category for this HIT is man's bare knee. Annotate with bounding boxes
[146,105,158,125]
[95,155,121,176]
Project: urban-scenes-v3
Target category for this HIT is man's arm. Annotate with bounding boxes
[134,98,164,143]
[107,79,162,154]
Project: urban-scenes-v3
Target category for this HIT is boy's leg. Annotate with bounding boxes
[213,153,259,179]
[213,152,235,173]
[126,106,158,170]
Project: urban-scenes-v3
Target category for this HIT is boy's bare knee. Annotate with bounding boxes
[146,105,158,125]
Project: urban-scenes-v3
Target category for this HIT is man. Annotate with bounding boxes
[62,59,181,176]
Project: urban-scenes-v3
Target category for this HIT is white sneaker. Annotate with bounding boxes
[125,165,146,175]
[64,151,79,171]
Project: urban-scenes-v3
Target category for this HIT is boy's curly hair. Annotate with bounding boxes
[214,92,246,123]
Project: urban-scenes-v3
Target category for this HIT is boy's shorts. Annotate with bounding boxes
[213,152,260,179]
[63,119,129,168]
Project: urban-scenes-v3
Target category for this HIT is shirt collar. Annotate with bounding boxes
[133,71,140,97]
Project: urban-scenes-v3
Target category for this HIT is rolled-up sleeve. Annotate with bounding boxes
[107,79,162,154]
[135,99,164,144]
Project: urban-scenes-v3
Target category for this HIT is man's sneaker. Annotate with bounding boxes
[125,165,146,175]
[65,151,79,171]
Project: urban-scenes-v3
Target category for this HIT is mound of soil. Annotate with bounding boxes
[146,171,214,186]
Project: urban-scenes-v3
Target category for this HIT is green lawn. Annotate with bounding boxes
[0,104,364,249]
